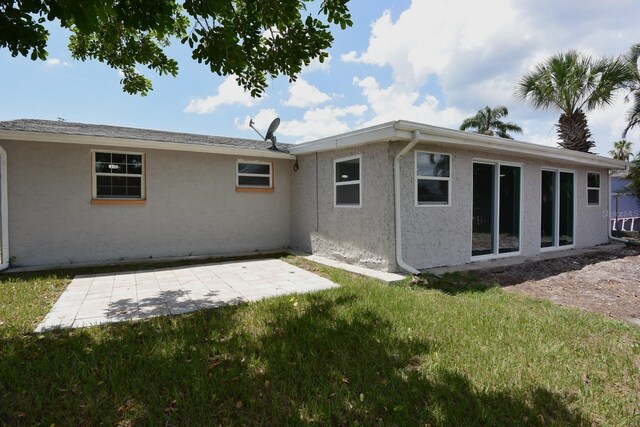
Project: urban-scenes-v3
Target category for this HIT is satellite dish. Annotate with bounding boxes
[266,118,280,138]
[249,117,281,151]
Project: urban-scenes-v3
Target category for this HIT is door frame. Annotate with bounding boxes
[471,158,524,261]
[540,168,576,252]
[0,145,8,269]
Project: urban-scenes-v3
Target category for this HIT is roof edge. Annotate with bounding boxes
[0,129,295,160]
[289,119,629,169]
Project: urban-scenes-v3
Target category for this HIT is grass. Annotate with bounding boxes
[1,255,639,425]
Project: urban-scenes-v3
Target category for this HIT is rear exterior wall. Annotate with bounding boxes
[1,139,292,267]
[397,141,611,270]
[290,142,396,270]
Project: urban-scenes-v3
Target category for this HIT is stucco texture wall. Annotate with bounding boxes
[397,141,611,270]
[1,140,292,267]
[290,143,396,270]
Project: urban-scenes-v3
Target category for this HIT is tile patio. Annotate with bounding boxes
[35,258,337,332]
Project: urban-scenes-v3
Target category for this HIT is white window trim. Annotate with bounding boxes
[236,159,273,189]
[470,159,523,260]
[91,150,145,200]
[540,168,576,252]
[334,154,362,208]
[414,150,452,207]
[586,171,601,207]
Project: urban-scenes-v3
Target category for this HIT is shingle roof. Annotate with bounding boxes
[0,119,290,153]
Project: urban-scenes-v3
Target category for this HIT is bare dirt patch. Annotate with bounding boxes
[470,245,640,325]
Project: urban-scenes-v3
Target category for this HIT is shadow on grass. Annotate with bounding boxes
[0,292,590,425]
[412,272,499,295]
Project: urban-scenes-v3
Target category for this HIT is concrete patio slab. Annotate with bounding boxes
[294,253,406,283]
[35,258,337,332]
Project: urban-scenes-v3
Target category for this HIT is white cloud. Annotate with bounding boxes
[343,2,522,88]
[587,96,640,156]
[235,105,366,143]
[343,0,640,150]
[282,79,331,108]
[277,105,368,142]
[302,55,332,73]
[340,51,358,63]
[234,108,280,134]
[184,76,261,114]
[354,76,466,128]
[45,58,71,67]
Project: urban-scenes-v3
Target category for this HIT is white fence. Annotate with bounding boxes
[611,217,640,232]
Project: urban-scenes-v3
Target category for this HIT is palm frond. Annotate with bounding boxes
[515,50,628,115]
[623,90,640,138]
[459,106,521,139]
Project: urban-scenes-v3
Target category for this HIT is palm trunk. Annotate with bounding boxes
[556,109,595,152]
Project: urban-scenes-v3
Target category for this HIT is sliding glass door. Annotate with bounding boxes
[472,162,521,258]
[540,170,574,249]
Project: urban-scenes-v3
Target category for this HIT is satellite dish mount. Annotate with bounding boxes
[249,117,281,151]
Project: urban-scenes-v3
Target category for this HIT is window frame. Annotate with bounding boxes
[91,150,146,204]
[236,159,274,192]
[586,171,601,207]
[414,150,452,207]
[334,154,362,208]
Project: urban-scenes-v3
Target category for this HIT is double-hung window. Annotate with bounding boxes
[93,151,144,200]
[334,155,361,207]
[236,160,273,191]
[415,151,451,206]
[587,172,600,206]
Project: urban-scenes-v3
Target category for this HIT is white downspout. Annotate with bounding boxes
[394,130,421,275]
[0,146,8,270]
[609,170,629,244]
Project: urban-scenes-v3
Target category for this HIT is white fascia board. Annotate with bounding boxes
[288,119,628,169]
[0,130,296,160]
[287,121,398,154]
[393,121,630,170]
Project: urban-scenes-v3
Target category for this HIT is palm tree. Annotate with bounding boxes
[459,106,523,139]
[622,43,640,138]
[609,140,634,161]
[627,157,640,199]
[515,50,630,152]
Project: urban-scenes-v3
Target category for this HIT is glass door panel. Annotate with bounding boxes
[472,163,495,256]
[498,165,520,254]
[559,172,574,246]
[541,170,556,248]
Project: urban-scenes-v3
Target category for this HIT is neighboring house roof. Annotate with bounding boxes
[0,119,293,159]
[290,120,630,170]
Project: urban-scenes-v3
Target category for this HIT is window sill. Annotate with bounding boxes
[236,187,274,193]
[91,199,146,205]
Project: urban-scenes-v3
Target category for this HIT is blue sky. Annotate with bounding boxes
[1,0,639,157]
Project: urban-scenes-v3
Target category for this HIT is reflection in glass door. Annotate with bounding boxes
[499,165,521,253]
[541,170,556,247]
[472,163,495,256]
[559,172,574,246]
[472,162,521,257]
[540,170,574,249]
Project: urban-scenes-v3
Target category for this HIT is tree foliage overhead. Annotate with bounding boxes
[459,105,522,139]
[0,0,352,96]
[515,50,630,152]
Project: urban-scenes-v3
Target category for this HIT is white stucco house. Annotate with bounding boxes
[0,119,628,273]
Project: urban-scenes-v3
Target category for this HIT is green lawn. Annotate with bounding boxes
[1,256,639,425]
